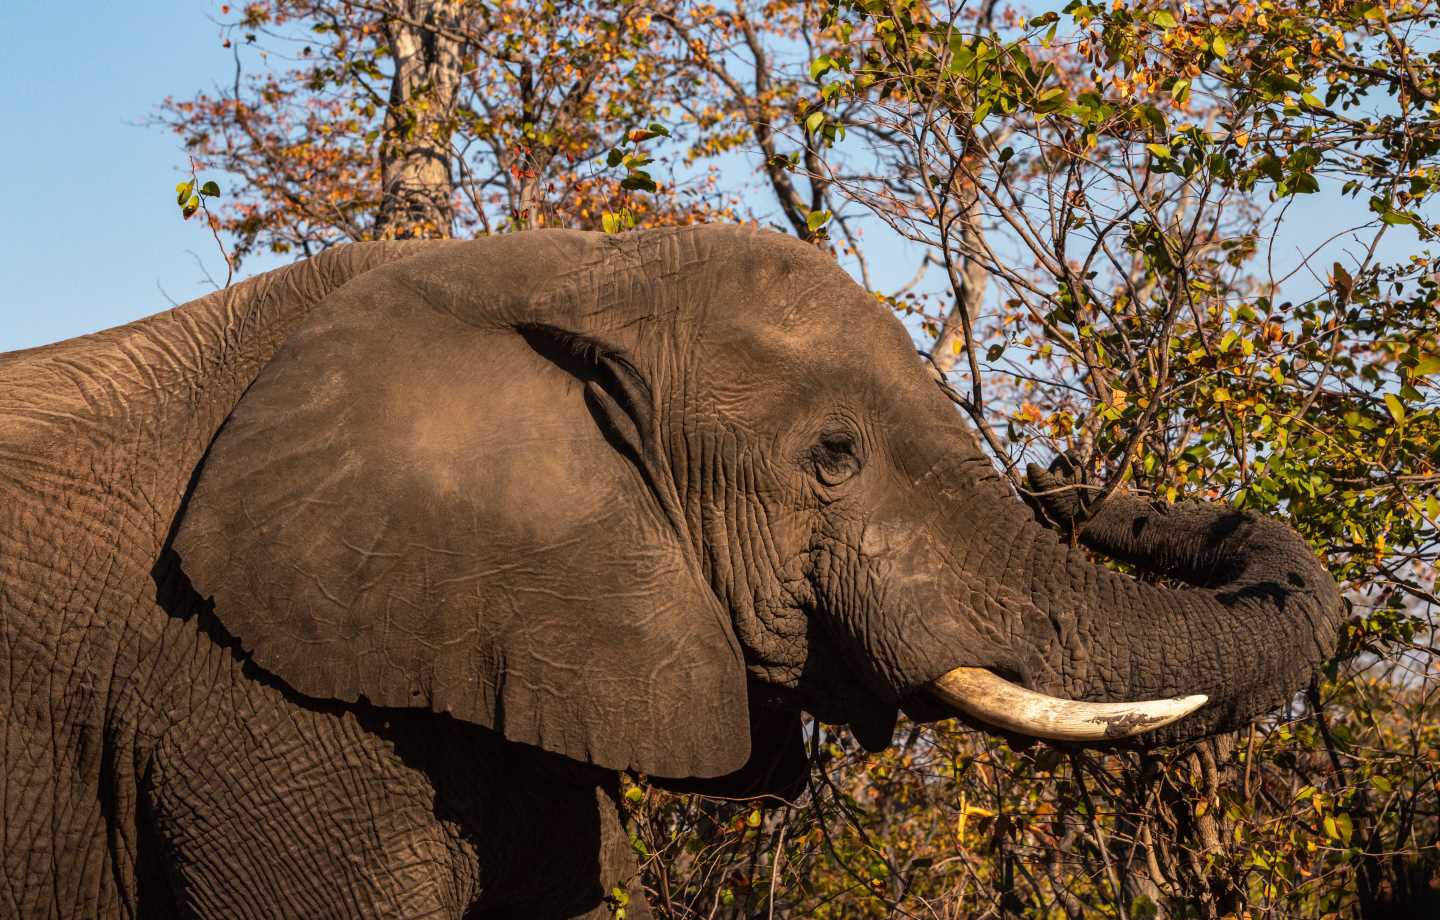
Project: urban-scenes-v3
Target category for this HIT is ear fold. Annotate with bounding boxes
[174,258,751,779]
[516,324,655,481]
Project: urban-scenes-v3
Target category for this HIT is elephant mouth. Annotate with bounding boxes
[926,666,1208,742]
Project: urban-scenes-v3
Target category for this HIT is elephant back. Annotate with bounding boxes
[0,242,429,568]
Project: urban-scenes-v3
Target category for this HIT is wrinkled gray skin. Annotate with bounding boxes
[0,226,1343,918]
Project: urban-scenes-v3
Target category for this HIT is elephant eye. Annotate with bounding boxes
[812,431,862,487]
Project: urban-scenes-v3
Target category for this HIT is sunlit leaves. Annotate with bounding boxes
[800,0,1440,914]
[173,176,221,222]
[158,0,750,256]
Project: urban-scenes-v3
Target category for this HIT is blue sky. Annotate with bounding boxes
[0,2,1414,354]
[0,1,287,351]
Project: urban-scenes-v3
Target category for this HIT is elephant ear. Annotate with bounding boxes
[649,699,808,802]
[173,256,751,780]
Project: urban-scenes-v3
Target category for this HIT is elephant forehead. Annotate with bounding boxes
[697,297,934,432]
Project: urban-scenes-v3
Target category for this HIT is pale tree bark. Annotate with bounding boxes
[928,0,999,375]
[929,193,989,375]
[374,0,462,239]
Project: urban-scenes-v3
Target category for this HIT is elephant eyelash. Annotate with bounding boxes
[811,430,863,487]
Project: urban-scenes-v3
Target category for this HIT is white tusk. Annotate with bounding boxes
[929,666,1208,742]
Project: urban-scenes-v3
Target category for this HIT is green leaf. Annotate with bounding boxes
[805,110,825,135]
[1151,10,1177,29]
[199,180,221,197]
[810,56,834,80]
[1335,813,1354,845]
[607,148,625,167]
[645,121,670,137]
[1131,894,1160,920]
[1211,34,1228,57]
[1290,171,1320,194]
[620,173,657,193]
[1034,86,1068,113]
[1145,143,1172,158]
[1171,79,1191,104]
[806,209,832,231]
[1414,353,1440,376]
[1380,208,1418,226]
[1139,104,1167,134]
[1257,154,1283,183]
[1384,393,1406,424]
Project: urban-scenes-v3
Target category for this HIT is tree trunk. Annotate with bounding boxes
[374,0,462,240]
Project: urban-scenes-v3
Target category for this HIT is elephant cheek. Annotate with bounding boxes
[859,519,950,590]
[821,519,999,703]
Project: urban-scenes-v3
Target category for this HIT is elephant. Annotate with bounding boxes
[0,225,1343,918]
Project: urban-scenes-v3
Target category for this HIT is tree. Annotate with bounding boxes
[371,0,463,237]
[636,0,1440,915]
[160,0,749,259]
[695,0,1439,915]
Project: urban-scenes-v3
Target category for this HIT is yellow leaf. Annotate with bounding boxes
[1384,392,1406,424]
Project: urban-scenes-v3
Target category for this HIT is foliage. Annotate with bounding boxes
[158,0,745,259]
[159,1,1439,916]
[699,0,1436,915]
[175,158,234,286]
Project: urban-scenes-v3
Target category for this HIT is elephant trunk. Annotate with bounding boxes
[917,461,1345,746]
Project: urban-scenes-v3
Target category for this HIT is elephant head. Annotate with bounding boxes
[173,226,1345,792]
